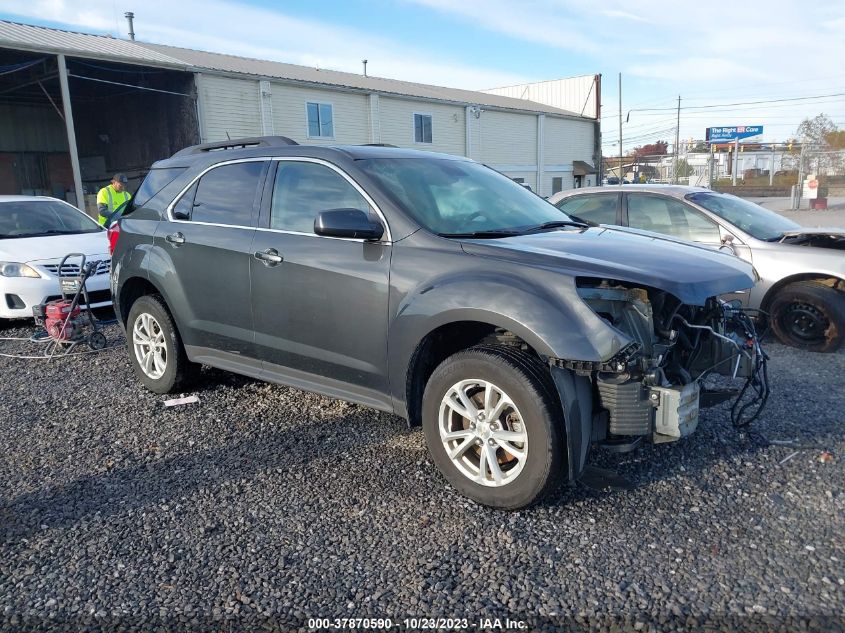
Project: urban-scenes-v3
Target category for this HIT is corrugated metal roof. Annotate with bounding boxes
[0,21,188,67]
[137,42,581,116]
[0,20,584,118]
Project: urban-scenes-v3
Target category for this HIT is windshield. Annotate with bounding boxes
[0,199,102,239]
[686,192,800,241]
[357,158,575,236]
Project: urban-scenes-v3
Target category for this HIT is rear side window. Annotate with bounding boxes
[186,161,264,226]
[133,167,187,207]
[270,161,371,234]
[555,194,618,225]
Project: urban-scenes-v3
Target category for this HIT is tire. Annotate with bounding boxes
[126,295,196,393]
[769,282,845,353]
[422,345,564,510]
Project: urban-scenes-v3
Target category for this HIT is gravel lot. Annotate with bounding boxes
[1,318,843,632]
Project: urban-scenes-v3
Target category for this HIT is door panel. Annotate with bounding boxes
[156,160,266,357]
[250,233,392,397]
[157,221,257,354]
[250,159,392,403]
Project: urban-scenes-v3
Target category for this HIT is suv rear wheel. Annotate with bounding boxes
[127,295,196,393]
[769,281,845,353]
[422,346,564,509]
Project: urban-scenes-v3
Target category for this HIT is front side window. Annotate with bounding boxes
[307,102,334,138]
[627,193,720,242]
[686,192,799,240]
[182,161,264,226]
[414,113,432,144]
[556,194,618,226]
[270,161,372,234]
[357,157,576,236]
[0,200,101,239]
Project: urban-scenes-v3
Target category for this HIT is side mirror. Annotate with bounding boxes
[314,208,384,241]
[172,209,190,220]
[719,234,737,255]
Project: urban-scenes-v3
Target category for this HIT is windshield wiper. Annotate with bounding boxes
[438,229,523,239]
[519,220,589,234]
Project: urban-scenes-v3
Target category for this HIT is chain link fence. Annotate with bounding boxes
[604,146,845,209]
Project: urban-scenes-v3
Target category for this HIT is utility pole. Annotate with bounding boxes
[673,95,680,184]
[618,73,623,186]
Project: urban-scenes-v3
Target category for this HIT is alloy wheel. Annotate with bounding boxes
[438,378,528,487]
[132,312,167,379]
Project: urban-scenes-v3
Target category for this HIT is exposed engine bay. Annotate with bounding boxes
[778,229,845,250]
[569,278,769,449]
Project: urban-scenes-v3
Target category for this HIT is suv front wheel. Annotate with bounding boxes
[127,295,195,393]
[422,346,564,509]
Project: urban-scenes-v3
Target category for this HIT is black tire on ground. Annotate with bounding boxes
[422,345,565,510]
[126,294,197,393]
[769,281,845,353]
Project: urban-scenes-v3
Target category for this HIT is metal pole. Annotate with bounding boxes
[618,73,622,186]
[125,12,135,41]
[795,143,806,210]
[673,95,680,184]
[731,137,739,186]
[769,144,775,186]
[708,145,714,189]
[57,54,84,212]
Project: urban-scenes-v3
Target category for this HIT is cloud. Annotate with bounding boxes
[405,0,601,54]
[0,0,529,89]
[628,57,767,84]
[600,9,650,23]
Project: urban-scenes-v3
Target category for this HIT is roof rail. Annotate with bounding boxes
[361,143,398,148]
[173,136,299,157]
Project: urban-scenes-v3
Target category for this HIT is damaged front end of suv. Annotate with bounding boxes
[551,277,769,482]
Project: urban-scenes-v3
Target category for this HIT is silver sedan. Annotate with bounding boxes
[549,185,845,352]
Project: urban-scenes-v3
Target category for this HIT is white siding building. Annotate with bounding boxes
[0,21,600,200]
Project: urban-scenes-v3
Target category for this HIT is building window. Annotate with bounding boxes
[307,102,334,138]
[552,177,563,194]
[414,113,432,143]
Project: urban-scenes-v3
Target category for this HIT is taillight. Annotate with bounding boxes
[107,223,121,255]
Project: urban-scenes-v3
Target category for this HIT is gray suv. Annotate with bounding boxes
[110,137,765,509]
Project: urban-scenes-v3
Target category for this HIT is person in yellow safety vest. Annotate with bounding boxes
[96,173,132,226]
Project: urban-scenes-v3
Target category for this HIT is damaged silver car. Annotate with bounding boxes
[551,185,845,352]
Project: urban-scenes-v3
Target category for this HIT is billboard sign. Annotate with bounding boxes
[706,125,764,142]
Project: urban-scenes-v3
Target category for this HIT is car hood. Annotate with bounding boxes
[0,231,109,263]
[460,226,755,305]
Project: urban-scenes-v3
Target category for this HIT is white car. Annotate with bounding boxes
[0,195,112,320]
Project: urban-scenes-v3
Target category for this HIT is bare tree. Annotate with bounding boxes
[792,113,844,175]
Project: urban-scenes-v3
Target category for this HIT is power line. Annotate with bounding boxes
[631,92,845,113]
[602,91,845,119]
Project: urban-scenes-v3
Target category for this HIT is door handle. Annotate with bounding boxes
[165,232,185,246]
[254,248,283,266]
